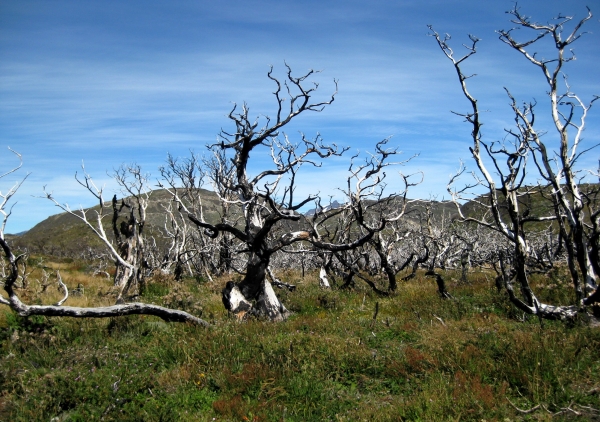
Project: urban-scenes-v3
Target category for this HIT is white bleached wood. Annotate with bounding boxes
[319,266,330,288]
[256,279,290,322]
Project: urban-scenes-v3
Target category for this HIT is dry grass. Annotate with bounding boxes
[0,260,599,421]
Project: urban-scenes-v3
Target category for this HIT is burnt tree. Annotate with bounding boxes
[431,5,599,320]
[174,65,408,320]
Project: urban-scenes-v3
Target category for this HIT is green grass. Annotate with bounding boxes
[1,264,599,421]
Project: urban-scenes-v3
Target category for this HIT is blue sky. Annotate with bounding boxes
[1,0,599,233]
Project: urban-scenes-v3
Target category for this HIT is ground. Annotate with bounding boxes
[1,259,599,421]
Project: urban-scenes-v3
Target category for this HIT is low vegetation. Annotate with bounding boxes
[1,7,599,421]
[1,259,599,421]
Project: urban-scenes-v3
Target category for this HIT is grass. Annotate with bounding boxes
[1,262,599,421]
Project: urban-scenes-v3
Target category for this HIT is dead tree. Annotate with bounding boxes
[306,141,421,295]
[45,164,153,303]
[159,153,207,278]
[363,174,423,292]
[496,7,599,304]
[363,220,418,292]
[0,150,208,325]
[173,65,408,320]
[162,65,341,320]
[430,5,599,320]
[159,152,238,282]
[204,149,241,276]
[432,27,564,317]
[111,164,152,297]
[157,201,195,280]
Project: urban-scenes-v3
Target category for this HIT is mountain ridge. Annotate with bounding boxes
[11,188,461,257]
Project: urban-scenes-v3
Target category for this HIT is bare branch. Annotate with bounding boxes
[54,270,68,306]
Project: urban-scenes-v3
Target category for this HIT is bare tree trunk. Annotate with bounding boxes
[220,246,291,320]
[425,270,452,299]
[319,266,331,288]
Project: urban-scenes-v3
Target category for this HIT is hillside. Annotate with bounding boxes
[10,188,223,256]
[19,181,594,258]
[460,183,600,232]
[10,189,460,257]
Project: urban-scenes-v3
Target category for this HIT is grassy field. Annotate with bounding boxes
[1,261,599,421]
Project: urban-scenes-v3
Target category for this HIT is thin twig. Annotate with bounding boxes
[432,314,446,326]
[506,398,541,414]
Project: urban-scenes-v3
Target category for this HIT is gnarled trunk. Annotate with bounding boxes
[222,251,289,321]
[112,195,146,303]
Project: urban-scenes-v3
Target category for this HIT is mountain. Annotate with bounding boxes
[10,188,224,257]
[305,200,342,216]
[10,188,460,257]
